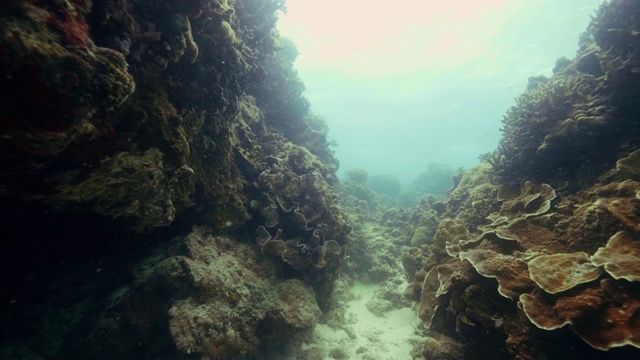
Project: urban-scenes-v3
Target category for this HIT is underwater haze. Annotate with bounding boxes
[4,0,640,358]
[278,0,604,185]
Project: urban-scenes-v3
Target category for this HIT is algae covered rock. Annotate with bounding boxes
[54,148,195,231]
[410,226,431,246]
[66,226,321,358]
[0,0,348,358]
[0,1,135,158]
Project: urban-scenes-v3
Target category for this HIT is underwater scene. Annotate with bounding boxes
[1,0,640,359]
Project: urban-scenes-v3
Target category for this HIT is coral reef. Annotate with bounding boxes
[401,4,640,355]
[402,3,640,357]
[408,178,640,358]
[4,0,640,358]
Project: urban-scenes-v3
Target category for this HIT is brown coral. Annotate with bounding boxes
[564,180,640,252]
[431,219,475,259]
[527,252,602,294]
[459,247,534,299]
[418,266,443,327]
[616,149,640,181]
[520,279,640,351]
[418,259,475,328]
[591,230,640,282]
[495,181,556,219]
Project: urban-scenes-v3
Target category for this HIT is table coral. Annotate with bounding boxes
[458,248,533,299]
[520,279,640,351]
[591,230,640,282]
[528,252,602,294]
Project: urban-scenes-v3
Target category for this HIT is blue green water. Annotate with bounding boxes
[278,0,604,185]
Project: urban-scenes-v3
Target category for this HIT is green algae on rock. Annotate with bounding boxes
[410,226,431,246]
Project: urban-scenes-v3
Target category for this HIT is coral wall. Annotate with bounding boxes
[0,0,349,357]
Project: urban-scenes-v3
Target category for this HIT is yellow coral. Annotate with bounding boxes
[221,21,240,45]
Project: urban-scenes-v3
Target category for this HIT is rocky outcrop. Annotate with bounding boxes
[65,226,322,358]
[0,0,349,358]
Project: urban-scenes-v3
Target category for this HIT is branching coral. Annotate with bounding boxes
[492,74,599,182]
[490,1,640,186]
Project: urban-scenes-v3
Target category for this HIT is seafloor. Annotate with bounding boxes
[1,0,640,359]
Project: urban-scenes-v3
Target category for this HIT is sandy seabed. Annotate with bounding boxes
[305,283,422,360]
